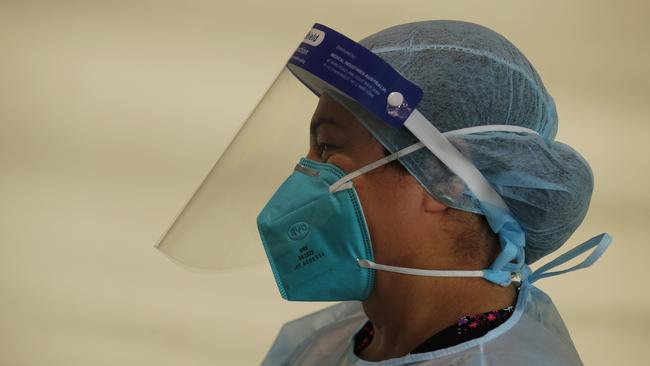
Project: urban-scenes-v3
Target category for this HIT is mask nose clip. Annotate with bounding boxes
[295,164,320,177]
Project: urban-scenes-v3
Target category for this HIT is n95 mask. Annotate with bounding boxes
[257,158,375,301]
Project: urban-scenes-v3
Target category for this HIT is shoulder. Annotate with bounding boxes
[494,284,583,364]
[261,301,366,366]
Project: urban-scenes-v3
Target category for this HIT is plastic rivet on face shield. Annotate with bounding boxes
[156,20,612,366]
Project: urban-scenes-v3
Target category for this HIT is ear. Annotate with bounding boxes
[422,190,448,214]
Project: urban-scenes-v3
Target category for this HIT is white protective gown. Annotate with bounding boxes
[261,282,582,366]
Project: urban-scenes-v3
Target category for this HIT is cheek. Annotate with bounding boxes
[355,170,421,265]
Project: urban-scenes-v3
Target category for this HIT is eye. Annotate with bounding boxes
[319,143,332,152]
[318,142,337,160]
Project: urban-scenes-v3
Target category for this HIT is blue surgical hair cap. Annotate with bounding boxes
[350,20,593,264]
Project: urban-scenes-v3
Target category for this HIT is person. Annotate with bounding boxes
[256,20,612,365]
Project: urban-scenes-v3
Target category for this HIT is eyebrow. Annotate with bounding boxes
[310,117,344,135]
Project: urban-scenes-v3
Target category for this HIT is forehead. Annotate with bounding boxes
[309,93,369,136]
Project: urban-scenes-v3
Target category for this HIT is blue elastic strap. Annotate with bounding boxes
[480,202,527,286]
[526,233,612,284]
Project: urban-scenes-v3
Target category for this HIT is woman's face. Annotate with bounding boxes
[305,93,457,286]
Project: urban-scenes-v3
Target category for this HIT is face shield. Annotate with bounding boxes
[155,23,610,286]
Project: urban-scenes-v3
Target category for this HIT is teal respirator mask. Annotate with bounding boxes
[156,24,612,301]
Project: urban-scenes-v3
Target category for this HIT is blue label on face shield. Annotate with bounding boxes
[287,23,423,129]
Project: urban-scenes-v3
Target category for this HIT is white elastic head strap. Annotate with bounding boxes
[403,110,514,210]
[329,122,538,194]
[358,232,612,281]
[357,259,485,278]
[329,141,425,193]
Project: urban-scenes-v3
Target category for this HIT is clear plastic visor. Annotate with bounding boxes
[156,67,320,270]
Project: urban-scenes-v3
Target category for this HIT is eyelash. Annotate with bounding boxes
[318,142,333,151]
[317,142,336,159]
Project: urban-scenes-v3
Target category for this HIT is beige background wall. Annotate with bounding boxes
[1,1,648,365]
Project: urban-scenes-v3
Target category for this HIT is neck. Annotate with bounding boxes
[359,275,516,361]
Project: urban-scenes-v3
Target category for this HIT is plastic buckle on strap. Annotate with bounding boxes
[526,233,613,285]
